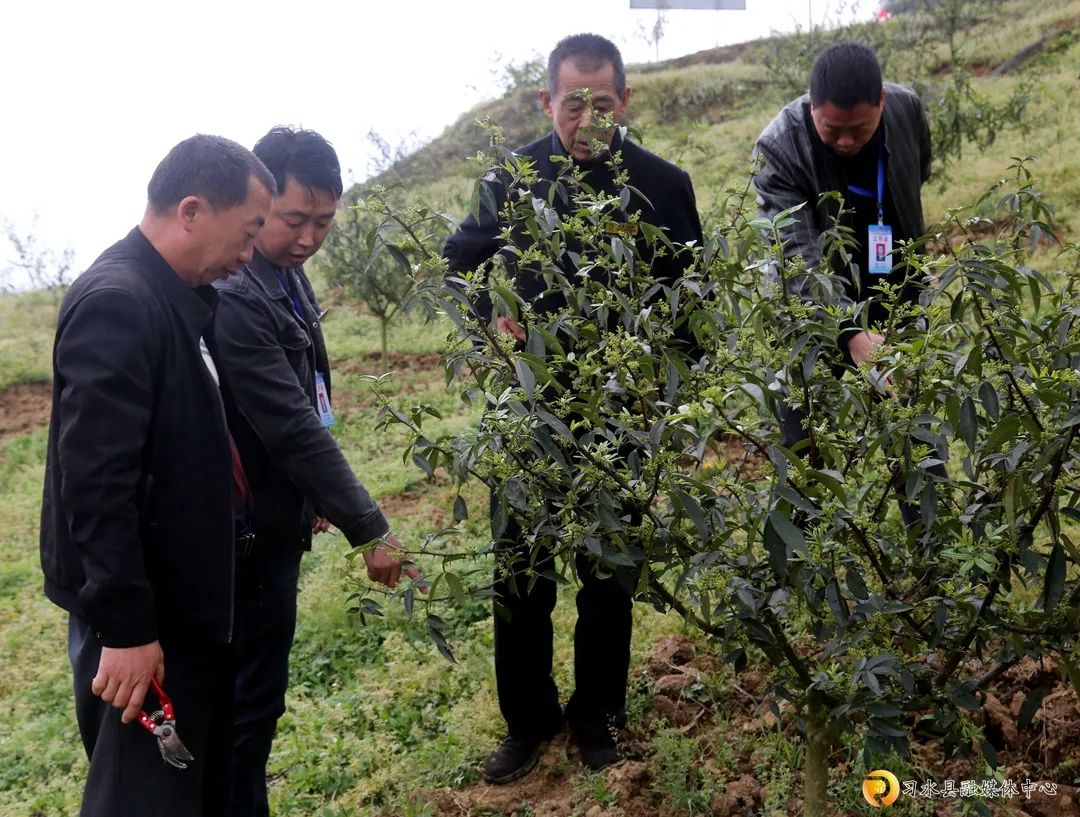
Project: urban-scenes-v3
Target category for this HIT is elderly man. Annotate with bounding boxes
[40,134,274,817]
[212,126,417,817]
[444,33,703,781]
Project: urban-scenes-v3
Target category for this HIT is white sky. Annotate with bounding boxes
[0,0,877,278]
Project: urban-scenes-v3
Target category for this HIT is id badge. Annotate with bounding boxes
[868,224,893,275]
[314,371,335,427]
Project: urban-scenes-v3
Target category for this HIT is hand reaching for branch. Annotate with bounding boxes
[363,532,426,592]
[497,315,526,343]
[846,330,885,366]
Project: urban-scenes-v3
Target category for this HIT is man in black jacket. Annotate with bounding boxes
[40,135,274,817]
[213,127,417,817]
[754,41,931,379]
[753,43,944,517]
[444,33,703,782]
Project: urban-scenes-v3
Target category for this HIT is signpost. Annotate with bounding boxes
[628,0,746,8]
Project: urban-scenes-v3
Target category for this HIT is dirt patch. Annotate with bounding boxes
[0,380,51,444]
[334,351,444,377]
[379,490,451,529]
[410,643,1080,817]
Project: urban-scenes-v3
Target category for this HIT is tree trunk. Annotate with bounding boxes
[380,317,389,368]
[803,696,836,817]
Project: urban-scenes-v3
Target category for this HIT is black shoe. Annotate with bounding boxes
[577,729,620,772]
[482,735,543,784]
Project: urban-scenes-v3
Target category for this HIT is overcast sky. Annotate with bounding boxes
[0,0,877,279]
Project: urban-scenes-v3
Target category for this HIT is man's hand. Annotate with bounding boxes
[91,640,165,724]
[496,315,526,343]
[363,533,425,591]
[312,515,331,534]
[846,330,885,366]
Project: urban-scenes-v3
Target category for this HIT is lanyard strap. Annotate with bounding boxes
[846,140,886,225]
[276,269,306,322]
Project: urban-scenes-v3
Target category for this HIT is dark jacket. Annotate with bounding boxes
[753,83,931,312]
[40,227,235,648]
[443,129,704,322]
[213,251,388,552]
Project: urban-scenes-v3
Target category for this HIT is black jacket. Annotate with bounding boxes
[40,228,235,648]
[213,251,388,552]
[443,129,704,321]
[753,83,931,312]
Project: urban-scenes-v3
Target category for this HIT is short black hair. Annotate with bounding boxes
[147,134,274,214]
[809,42,883,109]
[547,33,626,96]
[253,127,343,200]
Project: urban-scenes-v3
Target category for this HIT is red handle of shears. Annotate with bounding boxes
[136,677,175,732]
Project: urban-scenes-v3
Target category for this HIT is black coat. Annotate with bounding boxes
[443,129,704,322]
[213,252,388,552]
[753,83,932,312]
[40,228,236,648]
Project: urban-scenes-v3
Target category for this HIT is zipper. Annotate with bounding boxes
[199,331,236,645]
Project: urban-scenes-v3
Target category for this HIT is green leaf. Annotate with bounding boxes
[959,396,978,449]
[444,572,467,605]
[384,242,411,274]
[1004,478,1016,534]
[478,179,499,221]
[950,684,981,711]
[768,509,807,557]
[985,415,1020,451]
[869,717,908,738]
[980,381,1001,422]
[514,359,536,400]
[1043,544,1065,614]
[674,490,711,544]
[453,494,468,522]
[412,452,435,478]
[1017,686,1047,731]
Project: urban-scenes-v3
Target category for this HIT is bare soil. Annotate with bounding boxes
[0,380,51,444]
[410,640,1080,817]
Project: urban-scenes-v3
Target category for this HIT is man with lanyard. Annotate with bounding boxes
[213,127,419,817]
[40,134,274,817]
[753,42,937,474]
[444,33,703,782]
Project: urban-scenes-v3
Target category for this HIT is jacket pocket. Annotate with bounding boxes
[279,318,311,351]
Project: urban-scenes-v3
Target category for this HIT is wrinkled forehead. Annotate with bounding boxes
[554,57,620,97]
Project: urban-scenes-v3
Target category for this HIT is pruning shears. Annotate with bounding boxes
[137,678,194,769]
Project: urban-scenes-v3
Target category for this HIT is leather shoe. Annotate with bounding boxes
[482,735,544,784]
[578,730,620,771]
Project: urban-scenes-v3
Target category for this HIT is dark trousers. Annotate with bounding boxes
[779,400,947,531]
[229,547,304,817]
[68,614,234,817]
[493,513,639,741]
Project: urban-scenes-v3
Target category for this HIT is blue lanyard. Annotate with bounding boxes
[846,139,886,225]
[276,270,306,322]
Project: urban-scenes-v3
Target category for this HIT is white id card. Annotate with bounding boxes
[314,371,335,427]
[868,224,893,275]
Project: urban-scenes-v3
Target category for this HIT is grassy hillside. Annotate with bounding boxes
[2,2,1080,816]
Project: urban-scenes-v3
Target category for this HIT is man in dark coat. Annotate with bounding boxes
[753,42,943,518]
[213,126,418,817]
[754,41,931,378]
[40,134,274,817]
[444,33,704,782]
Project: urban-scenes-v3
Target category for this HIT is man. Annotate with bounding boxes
[40,134,274,817]
[753,43,942,517]
[754,40,931,381]
[444,33,703,782]
[212,126,418,817]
